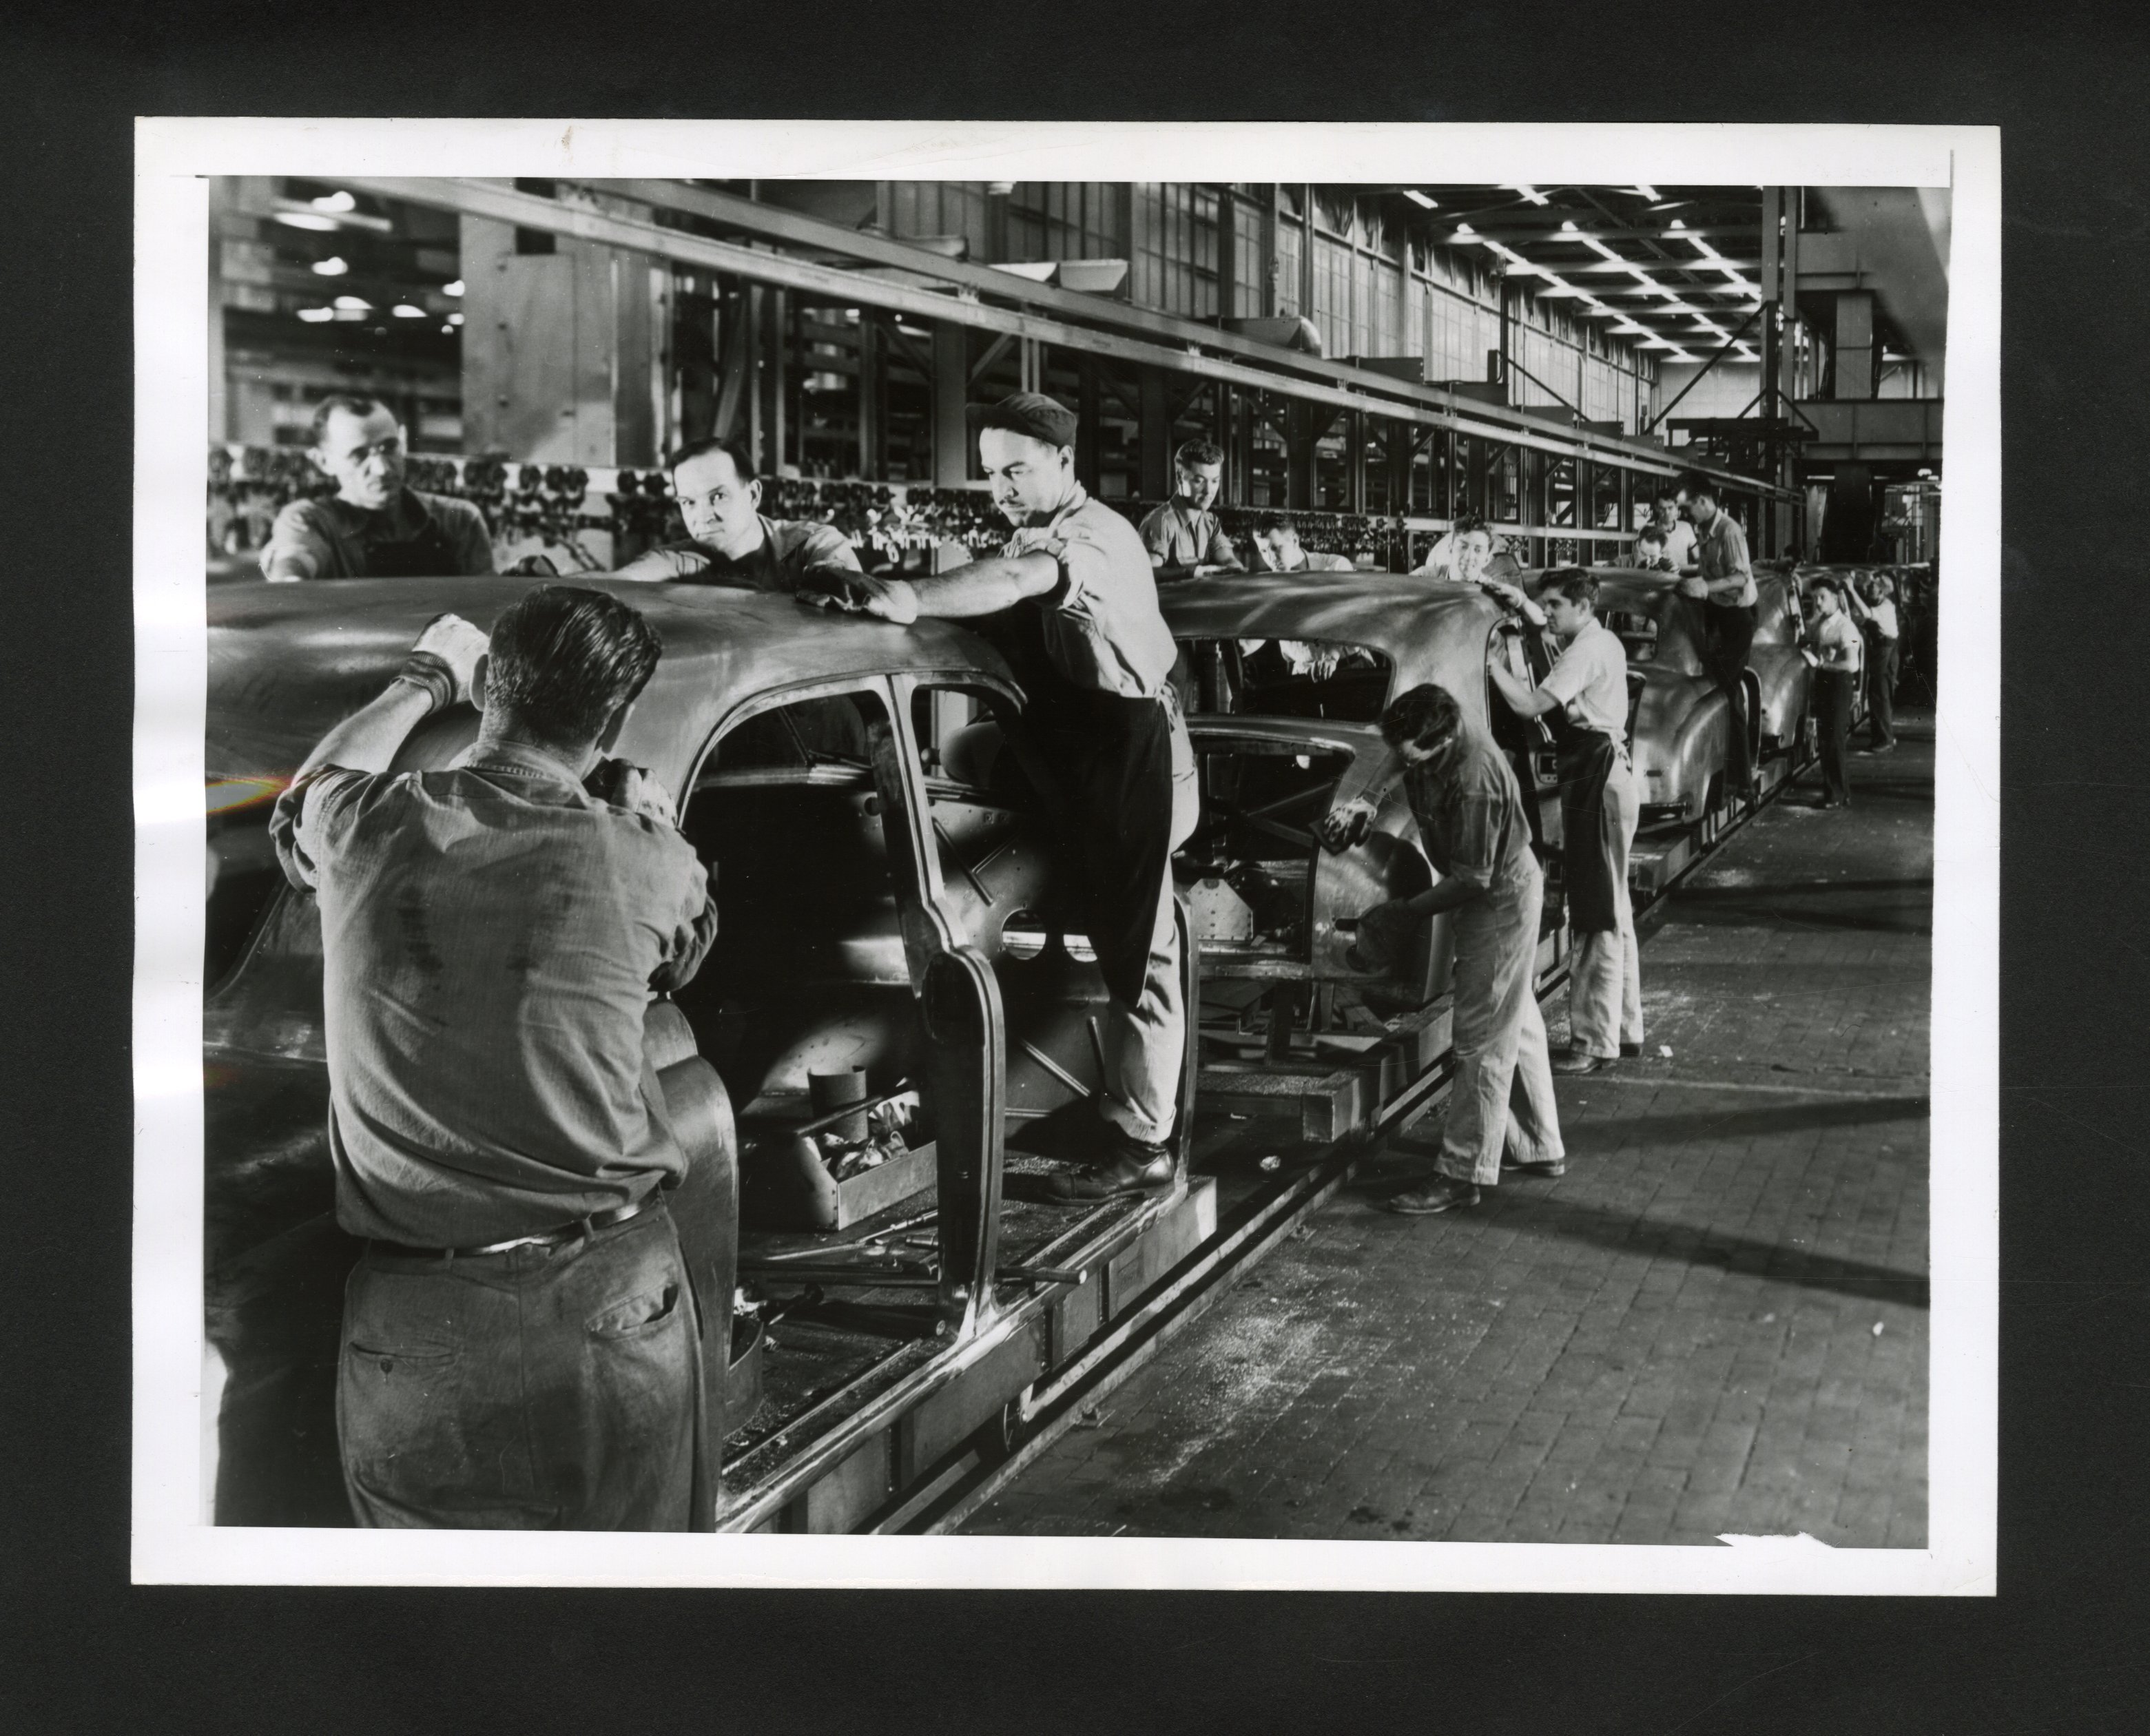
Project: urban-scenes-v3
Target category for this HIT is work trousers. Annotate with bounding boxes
[1815,668,1857,804]
[1096,745,1201,1147]
[1436,866,1565,1187]
[1700,601,1757,792]
[338,1204,703,1530]
[1567,754,1643,1060]
[1865,635,1899,748]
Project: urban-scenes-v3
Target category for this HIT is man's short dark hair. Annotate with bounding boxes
[1684,475,1720,505]
[1380,683,1465,754]
[1545,567,1599,608]
[1637,526,1668,548]
[1175,438,1224,469]
[665,433,758,485]
[1254,512,1294,535]
[1654,484,1682,505]
[309,394,391,447]
[486,585,663,750]
[1451,512,1491,539]
[1809,576,1843,600]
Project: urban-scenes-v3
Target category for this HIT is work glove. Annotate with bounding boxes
[397,612,489,711]
[1345,898,1420,972]
[585,758,678,825]
[1316,796,1377,854]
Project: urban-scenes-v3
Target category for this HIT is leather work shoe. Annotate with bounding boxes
[1385,1177,1482,1215]
[1551,1049,1613,1075]
[1620,1042,1643,1059]
[1046,1138,1176,1203]
[1501,1153,1568,1178]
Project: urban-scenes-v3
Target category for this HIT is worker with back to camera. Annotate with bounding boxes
[611,433,865,593]
[1329,682,1564,1215]
[270,586,722,1529]
[804,392,1198,1202]
[1675,476,1760,798]
[1800,575,1864,809]
[1480,566,1643,1076]
[1138,437,1245,581]
[261,395,496,581]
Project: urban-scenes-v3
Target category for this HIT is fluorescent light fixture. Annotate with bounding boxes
[391,304,425,318]
[1559,219,1579,233]
[332,295,371,311]
[446,312,464,326]
[1629,185,1660,201]
[1668,218,1686,231]
[1403,190,1437,210]
[1507,185,1550,205]
[296,307,334,323]
[311,190,356,213]
[309,256,349,277]
[275,211,340,232]
[443,279,465,298]
[1453,223,1478,240]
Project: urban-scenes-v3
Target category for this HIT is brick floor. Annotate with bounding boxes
[963,716,1932,1547]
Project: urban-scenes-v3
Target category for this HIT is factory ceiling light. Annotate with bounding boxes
[332,295,371,311]
[391,304,426,318]
[296,307,334,322]
[309,256,349,276]
[1403,189,1438,209]
[275,211,340,231]
[443,278,464,297]
[311,190,356,212]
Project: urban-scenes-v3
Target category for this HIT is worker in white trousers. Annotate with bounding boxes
[1485,567,1643,1074]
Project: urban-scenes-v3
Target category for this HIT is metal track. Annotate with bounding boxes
[901,756,1802,1534]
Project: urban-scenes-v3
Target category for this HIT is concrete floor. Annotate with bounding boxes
[963,714,1932,1545]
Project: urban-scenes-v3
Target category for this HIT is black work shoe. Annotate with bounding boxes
[1620,1042,1643,1059]
[1046,1137,1176,1202]
[1501,1154,1568,1178]
[1385,1177,1482,1215]
[1551,1049,1613,1075]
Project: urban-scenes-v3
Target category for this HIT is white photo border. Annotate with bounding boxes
[134,118,1998,1592]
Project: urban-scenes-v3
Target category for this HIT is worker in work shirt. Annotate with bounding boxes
[1630,526,1677,572]
[1138,438,1245,580]
[1847,574,1901,754]
[807,392,1198,1201]
[1335,683,1564,1215]
[614,434,865,592]
[1675,477,1760,797]
[1649,484,1697,572]
[1801,575,1864,809]
[1483,568,1642,1075]
[1251,512,1356,575]
[262,396,495,581]
[271,587,721,1529]
[1414,512,1522,586]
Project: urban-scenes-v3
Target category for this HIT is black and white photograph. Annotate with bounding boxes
[132,121,1998,1591]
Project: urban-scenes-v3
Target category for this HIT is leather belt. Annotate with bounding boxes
[371,1192,660,1262]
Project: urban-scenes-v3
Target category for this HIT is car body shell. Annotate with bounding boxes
[203,577,1183,1520]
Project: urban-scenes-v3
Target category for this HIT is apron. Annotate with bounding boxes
[1553,725,1620,935]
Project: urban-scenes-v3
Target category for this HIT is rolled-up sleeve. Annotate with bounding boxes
[269,766,372,891]
[260,500,332,581]
[1440,774,1511,890]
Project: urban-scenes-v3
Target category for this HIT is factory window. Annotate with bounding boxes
[1130,183,1219,320]
[1274,215,1303,320]
[1008,183,1122,264]
[886,182,992,260]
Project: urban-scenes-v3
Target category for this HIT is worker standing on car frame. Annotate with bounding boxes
[1482,568,1643,1075]
[1337,683,1566,1215]
[806,393,1198,1201]
[1676,476,1761,798]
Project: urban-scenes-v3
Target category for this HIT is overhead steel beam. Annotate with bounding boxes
[344,174,1789,499]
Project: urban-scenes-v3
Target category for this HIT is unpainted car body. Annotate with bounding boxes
[202,577,1191,1522]
[1159,570,1564,1009]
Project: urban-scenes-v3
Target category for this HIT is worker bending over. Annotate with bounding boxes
[809,393,1197,1200]
[1801,576,1864,809]
[1139,438,1245,581]
[1676,478,1759,798]
[1484,568,1643,1075]
[1252,513,1356,575]
[271,588,720,1529]
[614,434,865,592]
[1336,683,1565,1215]
[262,396,495,581]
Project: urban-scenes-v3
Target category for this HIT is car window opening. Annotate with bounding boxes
[1173,637,1395,725]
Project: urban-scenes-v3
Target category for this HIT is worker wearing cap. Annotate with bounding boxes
[1335,682,1564,1215]
[807,393,1197,1200]
[612,434,865,593]
[262,396,496,581]
[1676,477,1760,797]
[1138,438,1245,581]
[1483,568,1643,1075]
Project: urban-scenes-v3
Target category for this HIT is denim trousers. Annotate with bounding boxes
[1436,866,1566,1186]
[338,1204,703,1530]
